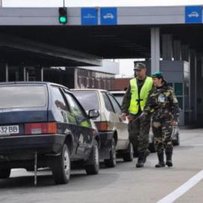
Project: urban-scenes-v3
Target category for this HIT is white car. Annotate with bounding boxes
[72,89,134,167]
[109,91,126,106]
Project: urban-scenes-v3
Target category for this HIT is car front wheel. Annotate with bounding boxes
[51,144,71,184]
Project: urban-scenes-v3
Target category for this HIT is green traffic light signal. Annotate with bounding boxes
[59,16,67,24]
[58,7,67,24]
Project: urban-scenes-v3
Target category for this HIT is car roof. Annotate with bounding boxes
[0,81,70,90]
[110,90,126,94]
[72,88,108,92]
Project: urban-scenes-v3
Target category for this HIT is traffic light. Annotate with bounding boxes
[58,7,67,24]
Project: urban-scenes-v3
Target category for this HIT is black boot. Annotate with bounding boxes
[136,152,145,168]
[165,147,173,167]
[143,149,150,163]
[155,150,165,168]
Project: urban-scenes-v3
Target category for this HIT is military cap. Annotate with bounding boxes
[133,62,146,70]
[151,71,164,79]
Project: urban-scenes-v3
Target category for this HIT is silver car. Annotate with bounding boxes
[72,89,134,167]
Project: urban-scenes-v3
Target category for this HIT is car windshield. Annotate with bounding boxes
[72,90,99,111]
[0,85,47,109]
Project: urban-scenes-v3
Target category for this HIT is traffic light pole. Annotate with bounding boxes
[63,0,65,7]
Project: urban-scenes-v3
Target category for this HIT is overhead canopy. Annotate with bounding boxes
[0,6,202,65]
[0,24,202,60]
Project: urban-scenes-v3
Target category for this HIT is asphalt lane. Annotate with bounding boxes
[0,129,203,203]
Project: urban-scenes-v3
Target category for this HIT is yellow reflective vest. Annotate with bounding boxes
[128,76,153,115]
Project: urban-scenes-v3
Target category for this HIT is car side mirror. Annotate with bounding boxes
[88,109,99,119]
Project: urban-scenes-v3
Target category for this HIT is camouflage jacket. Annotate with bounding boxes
[144,83,180,121]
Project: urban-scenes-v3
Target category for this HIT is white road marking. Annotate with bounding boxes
[157,170,203,203]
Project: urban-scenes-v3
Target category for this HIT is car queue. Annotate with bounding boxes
[0,81,180,185]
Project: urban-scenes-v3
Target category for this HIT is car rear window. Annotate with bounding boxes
[112,94,124,106]
[72,90,99,110]
[0,85,47,109]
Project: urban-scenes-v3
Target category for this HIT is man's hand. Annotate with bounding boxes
[120,113,127,121]
[171,120,178,126]
[127,114,134,122]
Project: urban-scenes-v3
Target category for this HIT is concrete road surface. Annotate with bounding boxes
[0,129,203,203]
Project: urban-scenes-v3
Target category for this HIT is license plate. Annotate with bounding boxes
[0,125,19,135]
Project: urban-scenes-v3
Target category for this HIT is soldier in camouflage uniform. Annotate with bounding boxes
[121,62,153,168]
[142,72,179,167]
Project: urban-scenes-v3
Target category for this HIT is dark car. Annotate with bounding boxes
[0,82,100,184]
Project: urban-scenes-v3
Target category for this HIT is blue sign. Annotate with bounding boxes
[100,8,117,25]
[81,8,98,25]
[185,6,202,23]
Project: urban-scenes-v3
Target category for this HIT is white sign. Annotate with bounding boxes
[0,125,19,135]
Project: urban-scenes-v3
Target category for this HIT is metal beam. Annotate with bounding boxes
[162,34,173,60]
[0,7,185,26]
[0,34,102,66]
[151,27,160,73]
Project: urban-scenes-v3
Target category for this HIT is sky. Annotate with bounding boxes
[2,0,203,76]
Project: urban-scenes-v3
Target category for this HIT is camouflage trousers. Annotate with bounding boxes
[152,119,173,153]
[128,115,150,154]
